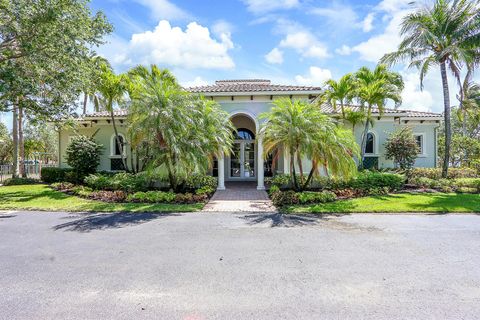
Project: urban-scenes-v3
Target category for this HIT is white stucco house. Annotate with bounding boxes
[58,79,442,190]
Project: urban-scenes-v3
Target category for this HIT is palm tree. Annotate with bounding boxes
[96,65,129,171]
[127,65,234,190]
[354,65,404,165]
[260,98,358,190]
[343,108,367,134]
[381,0,480,177]
[322,74,355,118]
[82,55,112,115]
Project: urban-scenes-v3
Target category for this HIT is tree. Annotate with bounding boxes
[127,65,234,190]
[353,65,404,165]
[0,122,12,165]
[381,0,480,178]
[82,55,112,115]
[322,74,355,118]
[343,108,367,133]
[260,98,359,191]
[457,81,480,135]
[385,127,419,171]
[65,135,103,180]
[0,0,112,178]
[96,66,129,171]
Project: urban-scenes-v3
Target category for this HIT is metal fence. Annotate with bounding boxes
[0,163,57,183]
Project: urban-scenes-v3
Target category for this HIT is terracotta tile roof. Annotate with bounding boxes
[187,79,323,94]
[320,103,442,118]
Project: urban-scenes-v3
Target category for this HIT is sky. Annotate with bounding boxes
[1,0,479,129]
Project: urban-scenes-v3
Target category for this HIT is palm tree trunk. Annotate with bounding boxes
[11,102,19,178]
[304,159,317,190]
[82,93,88,115]
[290,149,298,191]
[110,109,129,172]
[18,106,26,178]
[296,152,304,187]
[440,61,451,178]
[360,116,370,169]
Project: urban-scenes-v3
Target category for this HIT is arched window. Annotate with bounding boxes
[111,134,125,156]
[233,128,255,140]
[365,132,375,154]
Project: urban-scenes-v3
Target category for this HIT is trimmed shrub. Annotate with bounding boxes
[266,174,292,189]
[3,177,39,186]
[268,185,280,196]
[351,171,405,192]
[84,174,113,190]
[71,186,93,198]
[127,191,176,203]
[184,174,217,191]
[298,191,336,204]
[51,182,75,191]
[41,167,74,183]
[175,193,194,204]
[65,135,103,179]
[410,167,478,179]
[271,190,299,207]
[195,185,215,196]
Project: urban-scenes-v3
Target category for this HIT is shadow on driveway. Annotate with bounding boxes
[239,212,347,227]
[53,212,180,232]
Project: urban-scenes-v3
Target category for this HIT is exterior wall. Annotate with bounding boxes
[59,122,132,172]
[58,94,440,174]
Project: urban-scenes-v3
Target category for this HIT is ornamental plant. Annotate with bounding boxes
[65,136,103,180]
[384,127,419,171]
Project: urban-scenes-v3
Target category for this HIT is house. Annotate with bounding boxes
[58,79,442,190]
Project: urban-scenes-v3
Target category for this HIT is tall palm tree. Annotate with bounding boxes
[322,74,355,118]
[343,108,367,134]
[82,55,112,115]
[260,98,358,190]
[96,65,129,171]
[354,65,404,165]
[381,0,480,177]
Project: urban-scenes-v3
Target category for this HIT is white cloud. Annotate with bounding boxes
[279,30,329,59]
[311,3,374,33]
[242,0,299,14]
[400,72,434,112]
[335,45,352,56]
[134,0,189,20]
[265,48,284,64]
[362,13,375,32]
[181,76,209,88]
[115,20,235,70]
[295,66,332,86]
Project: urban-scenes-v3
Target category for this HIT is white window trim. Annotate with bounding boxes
[364,131,379,156]
[110,134,127,158]
[414,133,427,157]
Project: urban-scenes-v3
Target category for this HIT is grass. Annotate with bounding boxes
[286,193,480,214]
[0,184,204,213]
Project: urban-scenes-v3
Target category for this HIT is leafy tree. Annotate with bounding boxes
[353,65,404,165]
[438,133,480,168]
[23,121,58,162]
[343,108,367,133]
[321,74,355,118]
[82,55,112,115]
[0,122,12,165]
[381,0,480,177]
[96,66,130,171]
[65,135,103,179]
[385,127,419,171]
[260,98,359,191]
[127,65,234,190]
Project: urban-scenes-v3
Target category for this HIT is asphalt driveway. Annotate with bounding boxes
[0,210,479,320]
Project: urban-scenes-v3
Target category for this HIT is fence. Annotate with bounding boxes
[0,163,57,183]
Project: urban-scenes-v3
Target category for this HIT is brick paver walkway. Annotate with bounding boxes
[203,182,277,212]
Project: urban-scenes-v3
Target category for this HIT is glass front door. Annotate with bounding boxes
[230,141,255,179]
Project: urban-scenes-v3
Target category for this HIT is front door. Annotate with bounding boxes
[230,141,255,179]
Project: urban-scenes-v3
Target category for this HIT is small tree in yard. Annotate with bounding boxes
[385,127,419,171]
[65,136,103,181]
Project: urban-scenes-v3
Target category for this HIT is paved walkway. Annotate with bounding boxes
[203,182,276,212]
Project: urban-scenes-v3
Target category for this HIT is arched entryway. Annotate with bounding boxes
[216,112,265,190]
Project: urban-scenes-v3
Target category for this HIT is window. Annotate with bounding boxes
[233,128,255,140]
[111,134,125,156]
[414,134,424,155]
[365,132,375,154]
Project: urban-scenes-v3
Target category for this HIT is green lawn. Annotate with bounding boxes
[286,193,480,213]
[0,184,204,212]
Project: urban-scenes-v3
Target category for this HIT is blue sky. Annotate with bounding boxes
[2,0,478,129]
